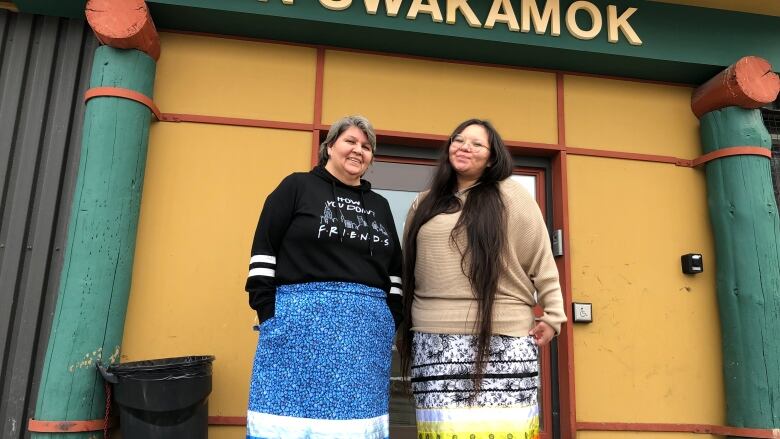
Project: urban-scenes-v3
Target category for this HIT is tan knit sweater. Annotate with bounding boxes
[408,178,567,337]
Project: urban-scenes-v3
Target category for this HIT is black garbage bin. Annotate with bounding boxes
[98,355,215,439]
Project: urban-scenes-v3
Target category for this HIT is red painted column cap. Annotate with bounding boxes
[85,0,160,61]
[691,56,779,118]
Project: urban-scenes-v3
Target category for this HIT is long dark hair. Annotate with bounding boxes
[400,119,513,396]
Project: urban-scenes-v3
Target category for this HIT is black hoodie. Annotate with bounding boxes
[245,166,403,328]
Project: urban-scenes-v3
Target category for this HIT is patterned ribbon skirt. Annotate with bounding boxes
[247,282,395,439]
[411,332,540,439]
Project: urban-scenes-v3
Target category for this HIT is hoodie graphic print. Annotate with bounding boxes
[245,166,403,327]
[318,195,391,247]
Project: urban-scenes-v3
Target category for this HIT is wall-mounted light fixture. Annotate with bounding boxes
[681,253,703,274]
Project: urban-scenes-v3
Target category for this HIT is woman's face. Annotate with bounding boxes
[326,126,373,183]
[449,124,491,181]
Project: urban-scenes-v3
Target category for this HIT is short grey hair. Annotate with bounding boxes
[318,115,377,166]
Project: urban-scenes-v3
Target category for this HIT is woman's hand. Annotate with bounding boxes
[529,321,555,346]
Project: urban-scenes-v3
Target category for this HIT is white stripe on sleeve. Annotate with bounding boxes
[248,268,275,278]
[250,255,276,265]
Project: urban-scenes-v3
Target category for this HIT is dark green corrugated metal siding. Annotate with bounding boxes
[0,9,96,439]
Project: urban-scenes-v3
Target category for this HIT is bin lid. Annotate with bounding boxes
[108,355,215,376]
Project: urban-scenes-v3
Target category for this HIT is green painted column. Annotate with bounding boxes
[700,106,780,431]
[32,46,155,438]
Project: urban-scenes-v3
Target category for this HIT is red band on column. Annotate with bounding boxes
[85,86,162,120]
[28,418,116,433]
[677,146,772,167]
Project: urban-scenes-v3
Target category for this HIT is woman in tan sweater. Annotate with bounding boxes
[400,119,566,438]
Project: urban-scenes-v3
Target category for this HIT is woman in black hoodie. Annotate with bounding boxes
[244,115,403,439]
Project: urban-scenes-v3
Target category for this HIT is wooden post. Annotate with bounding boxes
[694,57,780,433]
[31,2,159,436]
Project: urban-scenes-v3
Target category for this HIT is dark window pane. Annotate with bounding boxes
[389,343,416,427]
[762,105,780,208]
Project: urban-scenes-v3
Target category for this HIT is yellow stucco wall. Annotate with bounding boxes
[568,156,724,424]
[566,74,725,432]
[322,50,558,143]
[123,122,311,438]
[122,33,725,438]
[154,32,317,123]
[564,74,700,158]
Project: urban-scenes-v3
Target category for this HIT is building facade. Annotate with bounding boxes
[2,1,780,438]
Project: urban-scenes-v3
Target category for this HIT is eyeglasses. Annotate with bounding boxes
[450,135,489,153]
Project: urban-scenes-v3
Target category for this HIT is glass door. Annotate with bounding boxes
[366,159,433,438]
[366,158,553,439]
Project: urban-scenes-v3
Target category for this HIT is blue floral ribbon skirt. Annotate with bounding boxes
[247,282,395,439]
